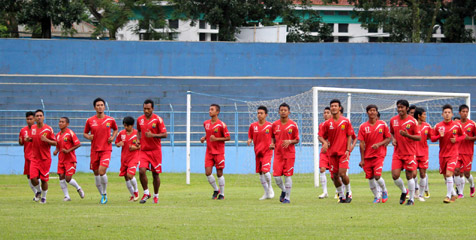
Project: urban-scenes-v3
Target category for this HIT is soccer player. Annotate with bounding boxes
[319,99,354,203]
[358,104,391,203]
[30,109,56,204]
[408,105,417,116]
[84,98,118,204]
[408,104,420,196]
[390,100,421,206]
[270,103,299,204]
[318,107,332,199]
[414,107,432,201]
[19,111,37,197]
[455,104,476,198]
[201,104,230,200]
[430,104,466,203]
[116,116,140,202]
[247,105,275,200]
[53,117,84,201]
[137,99,167,204]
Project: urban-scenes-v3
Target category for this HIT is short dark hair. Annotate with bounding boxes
[377,111,381,118]
[123,116,135,126]
[257,105,268,114]
[330,99,341,107]
[210,104,220,112]
[144,99,154,108]
[459,104,469,112]
[324,107,330,111]
[453,116,460,121]
[60,117,70,123]
[340,106,344,114]
[366,104,378,112]
[93,97,105,107]
[396,99,409,108]
[442,104,453,112]
[414,107,426,119]
[279,102,290,111]
[25,111,34,118]
[409,105,416,110]
[35,109,44,115]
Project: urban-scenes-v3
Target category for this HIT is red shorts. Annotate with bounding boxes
[139,149,162,174]
[439,155,458,174]
[329,154,349,175]
[29,159,51,182]
[391,154,417,171]
[58,161,77,176]
[363,157,384,179]
[255,151,272,173]
[205,153,225,169]
[273,154,295,176]
[319,152,329,169]
[120,158,140,177]
[90,151,111,170]
[24,158,32,175]
[457,154,473,172]
[416,155,429,170]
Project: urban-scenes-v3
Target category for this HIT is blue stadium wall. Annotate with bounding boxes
[1,39,475,174]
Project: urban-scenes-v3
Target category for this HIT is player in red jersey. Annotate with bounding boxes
[318,107,332,199]
[318,99,354,203]
[455,104,476,198]
[358,105,391,203]
[53,117,84,201]
[270,103,299,204]
[390,100,421,206]
[83,98,118,204]
[116,116,140,202]
[247,105,275,200]
[430,104,466,203]
[30,109,57,204]
[137,99,167,204]
[19,111,37,197]
[201,104,230,200]
[413,108,432,201]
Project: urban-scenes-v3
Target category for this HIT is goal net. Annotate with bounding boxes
[246,87,471,187]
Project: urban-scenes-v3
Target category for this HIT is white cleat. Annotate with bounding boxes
[268,188,275,199]
[319,192,328,199]
[334,193,338,199]
[63,196,71,202]
[77,188,85,199]
[259,194,268,200]
[418,196,425,202]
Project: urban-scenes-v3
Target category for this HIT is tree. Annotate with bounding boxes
[0,0,22,37]
[133,1,173,40]
[83,0,135,40]
[439,0,476,42]
[285,0,333,42]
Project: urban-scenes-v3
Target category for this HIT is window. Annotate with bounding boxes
[199,33,206,41]
[323,36,334,42]
[368,37,378,42]
[168,33,178,40]
[337,11,349,16]
[368,25,378,33]
[210,24,217,30]
[321,11,334,15]
[338,36,349,42]
[338,24,348,33]
[169,19,179,29]
[327,23,334,32]
[199,20,206,29]
[211,34,218,41]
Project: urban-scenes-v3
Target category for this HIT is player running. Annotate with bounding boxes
[201,104,230,200]
[19,111,37,198]
[390,100,421,206]
[30,109,57,204]
[116,116,140,202]
[53,117,84,201]
[414,107,432,201]
[247,105,275,200]
[358,105,391,203]
[270,103,299,204]
[84,98,118,204]
[318,107,332,199]
[137,99,167,204]
[455,104,476,198]
[319,99,354,203]
[430,104,466,203]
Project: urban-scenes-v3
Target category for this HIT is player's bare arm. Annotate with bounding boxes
[350,137,358,152]
[269,137,275,150]
[359,140,365,168]
[318,136,328,153]
[281,139,299,148]
[145,130,167,139]
[115,140,124,147]
[83,133,94,141]
[372,137,391,149]
[108,129,118,143]
[53,146,59,156]
[209,135,230,142]
[41,134,57,146]
[62,143,81,154]
[399,129,421,141]
[129,144,140,151]
[247,138,252,146]
[345,135,352,158]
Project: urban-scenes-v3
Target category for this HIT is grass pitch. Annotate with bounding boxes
[1,171,475,239]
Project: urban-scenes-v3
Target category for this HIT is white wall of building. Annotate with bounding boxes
[235,25,287,43]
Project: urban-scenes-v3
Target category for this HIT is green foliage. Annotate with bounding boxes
[84,0,135,40]
[0,24,9,38]
[285,0,333,42]
[133,1,173,40]
[439,0,476,43]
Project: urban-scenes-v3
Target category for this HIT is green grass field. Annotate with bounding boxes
[1,171,475,239]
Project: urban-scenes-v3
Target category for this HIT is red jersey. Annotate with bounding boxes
[248,121,273,155]
[431,121,466,157]
[390,115,420,156]
[55,128,80,163]
[319,122,327,154]
[204,119,230,155]
[19,126,34,160]
[416,122,432,157]
[137,114,167,151]
[271,119,299,158]
[319,116,354,156]
[358,120,391,159]
[116,129,140,163]
[457,120,476,155]
[84,115,117,152]
[31,124,55,161]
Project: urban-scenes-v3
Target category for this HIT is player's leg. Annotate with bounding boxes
[127,161,139,201]
[97,151,110,204]
[338,155,351,201]
[392,156,408,204]
[256,155,268,200]
[124,175,134,201]
[216,168,225,200]
[318,167,328,199]
[282,157,295,203]
[273,154,286,202]
[65,162,83,199]
[58,173,70,201]
[418,168,427,201]
[462,155,474,197]
[454,163,463,197]
[91,151,103,198]
[405,169,416,205]
[25,159,36,194]
[152,172,160,203]
[139,151,151,203]
[29,164,41,201]
[39,170,49,204]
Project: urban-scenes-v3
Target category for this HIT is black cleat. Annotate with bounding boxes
[338,197,347,203]
[212,191,219,200]
[399,189,408,205]
[406,200,414,206]
[217,194,225,200]
[345,197,352,203]
[279,191,286,202]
